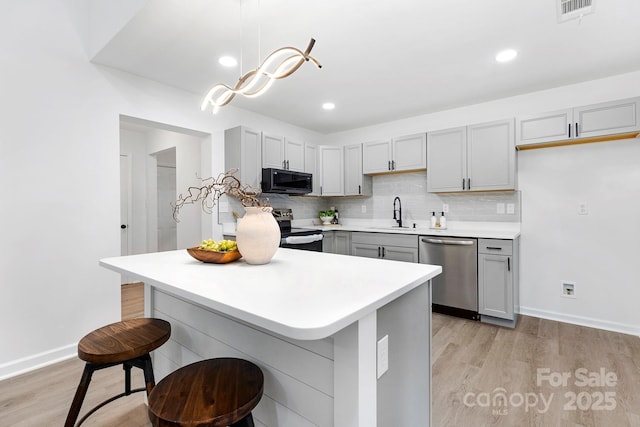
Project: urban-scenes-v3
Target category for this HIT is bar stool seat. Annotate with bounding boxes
[65,318,171,427]
[148,358,264,427]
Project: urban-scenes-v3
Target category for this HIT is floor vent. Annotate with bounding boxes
[557,0,594,22]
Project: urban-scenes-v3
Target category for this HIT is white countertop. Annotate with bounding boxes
[301,220,521,240]
[100,249,441,341]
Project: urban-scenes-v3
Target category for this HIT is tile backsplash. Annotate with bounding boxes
[223,172,520,223]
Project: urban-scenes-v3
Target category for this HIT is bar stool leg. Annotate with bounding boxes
[64,363,95,427]
[230,414,255,427]
[139,353,156,395]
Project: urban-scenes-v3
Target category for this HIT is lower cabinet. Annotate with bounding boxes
[323,231,351,255]
[478,238,519,327]
[351,232,418,263]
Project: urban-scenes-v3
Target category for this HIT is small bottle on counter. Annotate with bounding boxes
[430,211,437,228]
[333,209,339,224]
[440,211,447,229]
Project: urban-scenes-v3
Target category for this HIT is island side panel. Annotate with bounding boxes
[149,287,335,427]
[376,280,431,426]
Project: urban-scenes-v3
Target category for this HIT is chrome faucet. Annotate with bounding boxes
[393,196,403,228]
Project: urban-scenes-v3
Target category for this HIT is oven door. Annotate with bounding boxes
[280,233,324,252]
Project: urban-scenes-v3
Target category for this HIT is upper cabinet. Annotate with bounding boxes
[427,119,515,193]
[304,143,320,196]
[262,133,305,171]
[318,145,344,196]
[362,133,426,174]
[516,97,640,148]
[344,143,372,196]
[225,126,262,190]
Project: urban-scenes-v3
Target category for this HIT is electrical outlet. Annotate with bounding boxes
[562,281,576,298]
[578,203,588,215]
[377,335,389,379]
[497,203,505,214]
[442,204,449,213]
[507,203,515,214]
[361,204,367,213]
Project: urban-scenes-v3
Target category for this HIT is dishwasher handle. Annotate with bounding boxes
[422,238,475,246]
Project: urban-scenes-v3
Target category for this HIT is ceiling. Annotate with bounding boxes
[92,0,640,134]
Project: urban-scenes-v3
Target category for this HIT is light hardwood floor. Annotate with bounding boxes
[1,312,638,426]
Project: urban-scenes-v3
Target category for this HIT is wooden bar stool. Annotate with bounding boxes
[148,358,264,427]
[64,318,171,427]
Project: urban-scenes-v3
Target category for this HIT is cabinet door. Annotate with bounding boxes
[318,146,344,196]
[304,143,320,196]
[392,133,427,172]
[575,97,640,138]
[351,242,380,259]
[427,127,466,192]
[362,140,392,174]
[225,126,262,189]
[516,109,573,146]
[262,133,285,169]
[382,246,418,263]
[285,138,305,172]
[478,254,513,320]
[334,231,351,255]
[467,119,515,191]
[322,231,335,253]
[344,143,370,196]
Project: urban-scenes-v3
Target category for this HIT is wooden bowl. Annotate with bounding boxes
[186,247,242,264]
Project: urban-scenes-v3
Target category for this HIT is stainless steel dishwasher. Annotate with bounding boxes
[419,235,479,320]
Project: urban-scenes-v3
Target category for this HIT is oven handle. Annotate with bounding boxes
[281,234,324,245]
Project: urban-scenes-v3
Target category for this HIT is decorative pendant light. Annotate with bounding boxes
[201,38,321,114]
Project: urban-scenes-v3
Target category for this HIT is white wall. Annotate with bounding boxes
[0,0,323,379]
[327,71,640,335]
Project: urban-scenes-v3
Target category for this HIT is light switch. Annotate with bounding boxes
[507,203,515,214]
[377,335,389,379]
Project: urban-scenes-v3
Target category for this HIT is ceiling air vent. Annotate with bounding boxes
[557,0,594,22]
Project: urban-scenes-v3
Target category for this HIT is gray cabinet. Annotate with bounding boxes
[324,231,351,255]
[304,143,320,196]
[516,97,640,147]
[224,126,262,189]
[478,238,519,327]
[427,119,515,192]
[344,143,372,196]
[362,133,426,174]
[351,232,418,263]
[318,145,344,196]
[262,133,305,171]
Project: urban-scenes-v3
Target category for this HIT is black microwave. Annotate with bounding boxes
[261,168,313,194]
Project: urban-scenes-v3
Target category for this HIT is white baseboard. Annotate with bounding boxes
[0,343,76,381]
[519,306,640,337]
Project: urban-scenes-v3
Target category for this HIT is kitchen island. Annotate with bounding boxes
[100,248,441,427]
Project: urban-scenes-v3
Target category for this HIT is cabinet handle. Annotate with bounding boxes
[382,247,386,258]
[358,184,361,194]
[392,160,396,170]
[462,178,466,190]
[388,160,391,171]
[486,246,502,251]
[568,123,571,138]
[575,123,579,138]
[508,257,511,272]
[320,186,323,195]
[467,178,471,190]
[287,160,290,169]
[378,246,382,257]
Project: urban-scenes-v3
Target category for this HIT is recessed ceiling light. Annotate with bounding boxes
[218,56,238,67]
[322,102,335,110]
[495,49,518,63]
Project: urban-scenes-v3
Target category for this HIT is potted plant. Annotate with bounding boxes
[319,210,335,225]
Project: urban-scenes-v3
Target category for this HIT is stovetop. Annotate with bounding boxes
[272,208,322,237]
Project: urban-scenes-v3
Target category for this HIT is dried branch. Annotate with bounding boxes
[172,169,270,222]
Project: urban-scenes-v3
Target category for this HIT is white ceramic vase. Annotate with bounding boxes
[235,206,281,265]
